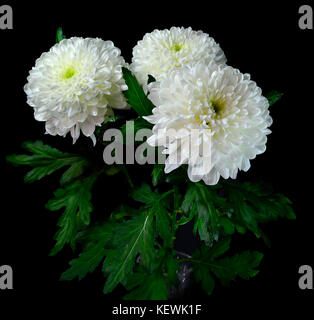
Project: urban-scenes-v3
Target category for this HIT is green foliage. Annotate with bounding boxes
[130,183,174,244]
[182,182,226,245]
[123,248,179,300]
[224,181,296,237]
[122,67,155,116]
[124,271,168,300]
[7,139,296,299]
[100,184,178,296]
[6,141,100,256]
[56,27,66,43]
[181,180,295,245]
[165,252,180,286]
[130,183,160,204]
[61,223,114,280]
[46,174,98,255]
[151,163,165,186]
[6,141,88,184]
[265,90,283,106]
[192,237,263,295]
[102,210,155,293]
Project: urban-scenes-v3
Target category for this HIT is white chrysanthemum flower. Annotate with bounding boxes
[131,27,226,87]
[24,37,128,144]
[144,62,272,185]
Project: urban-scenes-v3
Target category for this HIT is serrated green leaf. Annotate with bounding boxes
[60,159,88,185]
[6,141,87,184]
[24,161,69,183]
[47,174,98,256]
[218,216,235,235]
[61,243,106,281]
[60,223,113,281]
[192,240,263,295]
[130,183,159,205]
[210,251,263,284]
[124,271,168,300]
[123,272,147,291]
[102,210,154,294]
[182,183,225,245]
[207,237,231,259]
[122,67,155,116]
[224,181,296,237]
[194,263,215,295]
[131,184,173,244]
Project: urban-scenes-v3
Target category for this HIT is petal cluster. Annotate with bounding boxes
[131,27,226,87]
[24,37,128,143]
[144,62,272,185]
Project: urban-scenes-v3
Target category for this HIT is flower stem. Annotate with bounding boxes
[121,165,134,189]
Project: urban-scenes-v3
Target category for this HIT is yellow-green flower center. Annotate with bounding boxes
[171,43,183,52]
[62,67,76,79]
[212,100,223,116]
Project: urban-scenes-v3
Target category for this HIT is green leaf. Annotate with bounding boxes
[6,141,87,184]
[265,90,283,106]
[60,223,113,281]
[152,164,165,187]
[192,240,263,295]
[194,262,215,295]
[60,159,88,185]
[122,67,155,116]
[56,27,66,43]
[130,184,173,243]
[154,203,171,243]
[102,210,155,294]
[207,237,231,259]
[218,216,235,235]
[210,251,264,284]
[103,115,120,125]
[124,271,168,300]
[165,253,179,286]
[46,174,98,256]
[224,181,296,237]
[130,183,160,205]
[182,183,225,245]
[109,205,137,222]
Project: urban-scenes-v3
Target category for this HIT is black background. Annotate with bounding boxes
[0,0,312,317]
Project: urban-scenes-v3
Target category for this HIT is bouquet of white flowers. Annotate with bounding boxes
[7,27,295,299]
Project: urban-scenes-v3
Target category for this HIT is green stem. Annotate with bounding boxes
[121,165,134,188]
